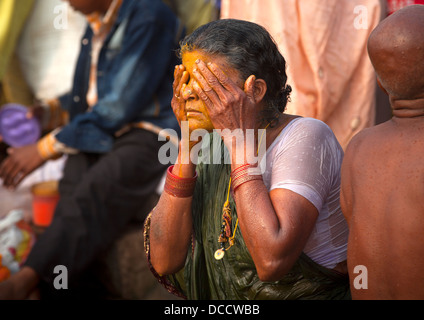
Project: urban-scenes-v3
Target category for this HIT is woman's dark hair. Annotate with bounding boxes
[179,18,292,126]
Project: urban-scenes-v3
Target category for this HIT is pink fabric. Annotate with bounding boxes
[386,0,424,15]
[221,0,382,149]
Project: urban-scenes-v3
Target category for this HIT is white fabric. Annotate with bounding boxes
[0,1,84,220]
[260,117,348,269]
[16,0,86,100]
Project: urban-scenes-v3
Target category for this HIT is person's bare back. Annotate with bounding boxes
[340,4,424,299]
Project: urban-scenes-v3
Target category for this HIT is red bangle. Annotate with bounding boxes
[231,164,250,175]
[231,164,262,191]
[164,165,197,198]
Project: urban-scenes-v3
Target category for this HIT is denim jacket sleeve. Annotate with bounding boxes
[55,1,182,153]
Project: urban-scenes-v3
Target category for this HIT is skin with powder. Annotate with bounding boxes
[172,50,268,155]
[176,50,246,133]
[340,4,424,299]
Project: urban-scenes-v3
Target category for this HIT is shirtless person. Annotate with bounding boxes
[340,4,424,300]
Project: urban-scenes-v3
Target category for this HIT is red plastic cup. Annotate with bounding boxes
[31,180,59,227]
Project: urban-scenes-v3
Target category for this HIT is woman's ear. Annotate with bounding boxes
[244,75,267,103]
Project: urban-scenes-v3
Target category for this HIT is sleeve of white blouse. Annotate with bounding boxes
[269,118,344,211]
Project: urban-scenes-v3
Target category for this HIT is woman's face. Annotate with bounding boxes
[181,50,244,132]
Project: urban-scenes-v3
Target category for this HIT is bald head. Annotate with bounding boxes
[368,5,424,100]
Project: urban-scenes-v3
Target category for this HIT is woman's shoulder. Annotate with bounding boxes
[277,117,343,160]
[291,117,331,129]
[284,117,336,140]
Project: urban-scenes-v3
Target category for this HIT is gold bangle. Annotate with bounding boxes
[36,133,62,160]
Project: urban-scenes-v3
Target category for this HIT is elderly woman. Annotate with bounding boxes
[145,19,350,300]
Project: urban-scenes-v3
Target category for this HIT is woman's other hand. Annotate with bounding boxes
[171,64,189,126]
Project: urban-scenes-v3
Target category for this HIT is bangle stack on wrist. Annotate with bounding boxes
[36,132,62,160]
[164,165,198,198]
[230,164,262,191]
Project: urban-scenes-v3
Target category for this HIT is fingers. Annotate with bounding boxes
[173,65,188,99]
[172,65,189,105]
[180,71,189,97]
[193,60,240,96]
[26,110,34,119]
[203,61,235,92]
[0,155,20,189]
[0,146,39,189]
[26,104,44,121]
[172,65,189,125]
[10,171,27,189]
[172,65,182,98]
[192,61,219,100]
[192,60,247,117]
[192,76,212,106]
[192,66,219,108]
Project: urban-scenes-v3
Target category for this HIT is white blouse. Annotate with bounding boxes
[259,117,348,269]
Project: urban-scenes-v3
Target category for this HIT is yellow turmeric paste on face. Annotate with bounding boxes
[181,50,244,132]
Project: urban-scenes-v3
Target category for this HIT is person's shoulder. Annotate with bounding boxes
[292,117,337,140]
[343,122,391,166]
[347,122,388,151]
[125,0,176,19]
[286,117,317,129]
[119,0,179,36]
[281,117,343,157]
[295,117,331,130]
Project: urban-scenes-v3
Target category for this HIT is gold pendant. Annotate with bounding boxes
[214,248,225,260]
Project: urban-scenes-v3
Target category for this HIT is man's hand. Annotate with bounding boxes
[0,266,40,300]
[26,100,46,123]
[0,144,46,189]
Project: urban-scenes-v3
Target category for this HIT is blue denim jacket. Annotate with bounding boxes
[55,0,184,153]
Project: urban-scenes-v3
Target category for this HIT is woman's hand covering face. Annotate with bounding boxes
[191,59,258,133]
[171,64,189,127]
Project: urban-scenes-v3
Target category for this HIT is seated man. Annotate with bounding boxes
[340,4,424,300]
[0,0,182,299]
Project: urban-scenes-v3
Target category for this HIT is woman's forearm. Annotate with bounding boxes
[234,181,318,281]
[232,181,288,280]
[149,161,197,275]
